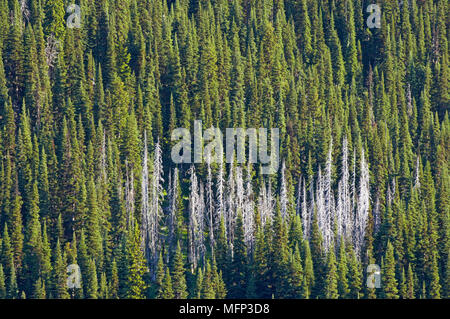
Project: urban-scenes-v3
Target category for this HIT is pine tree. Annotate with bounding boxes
[109,259,119,299]
[200,260,215,299]
[0,264,6,298]
[127,222,147,299]
[51,240,69,299]
[194,267,203,299]
[0,0,446,301]
[43,0,66,39]
[33,278,45,299]
[215,217,230,284]
[159,267,174,299]
[347,248,362,299]
[286,245,304,298]
[302,240,315,299]
[382,242,399,299]
[171,242,188,299]
[309,207,324,297]
[10,191,23,269]
[399,267,407,299]
[296,0,312,63]
[252,224,271,298]
[86,177,103,265]
[324,247,339,299]
[212,257,227,299]
[337,242,349,298]
[1,225,17,298]
[406,264,415,299]
[3,4,24,108]
[85,258,98,299]
[229,213,247,298]
[99,272,108,299]
[428,253,441,299]
[23,181,42,296]
[155,251,165,296]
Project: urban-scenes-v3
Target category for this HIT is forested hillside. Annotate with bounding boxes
[0,0,448,299]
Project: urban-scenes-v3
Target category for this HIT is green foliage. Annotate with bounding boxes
[324,247,339,299]
[229,213,247,298]
[158,267,174,299]
[0,0,447,300]
[171,242,188,299]
[43,0,66,39]
[382,242,399,299]
[127,222,147,299]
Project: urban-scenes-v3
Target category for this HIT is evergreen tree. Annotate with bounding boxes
[43,0,66,39]
[229,213,247,298]
[171,242,188,299]
[0,0,446,301]
[324,247,339,299]
[0,264,6,298]
[347,248,362,299]
[337,242,349,298]
[158,267,174,299]
[51,240,69,299]
[85,258,98,299]
[127,222,147,299]
[382,242,399,299]
[200,260,215,299]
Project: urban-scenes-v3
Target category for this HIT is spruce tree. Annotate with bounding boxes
[0,264,6,298]
[85,258,98,299]
[382,242,399,299]
[337,242,349,298]
[324,247,339,299]
[171,242,188,299]
[229,213,247,298]
[127,222,147,299]
[159,267,174,299]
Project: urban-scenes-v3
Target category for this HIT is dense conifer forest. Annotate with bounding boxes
[0,0,448,299]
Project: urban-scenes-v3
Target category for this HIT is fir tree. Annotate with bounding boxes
[324,247,339,299]
[229,213,247,298]
[171,242,188,299]
[158,267,174,299]
[0,264,6,298]
[127,222,147,299]
[337,242,349,298]
[382,242,399,299]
